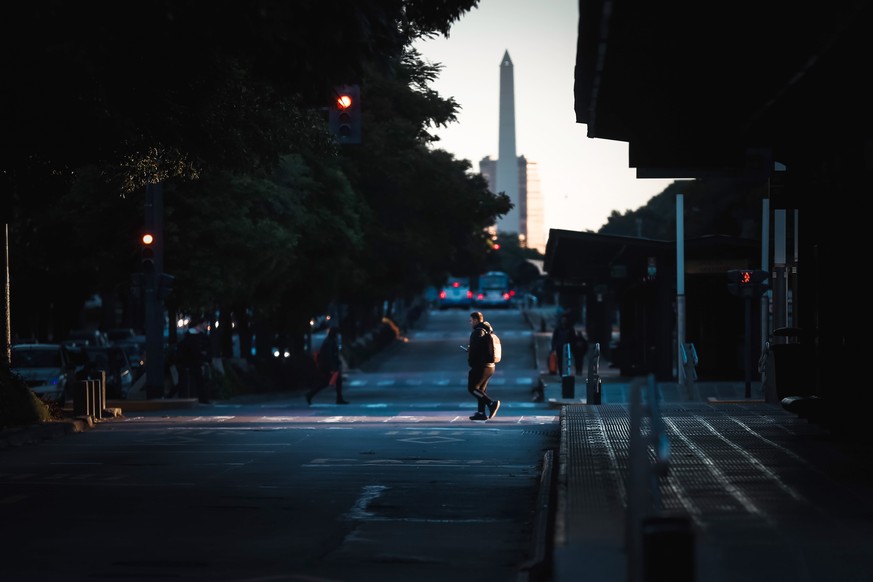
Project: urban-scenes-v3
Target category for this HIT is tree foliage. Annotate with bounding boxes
[3,1,504,352]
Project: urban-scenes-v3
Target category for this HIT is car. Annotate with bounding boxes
[76,345,135,399]
[62,329,108,348]
[438,277,473,309]
[106,328,145,345]
[113,340,145,382]
[10,343,76,402]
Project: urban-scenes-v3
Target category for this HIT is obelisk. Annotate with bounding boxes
[495,50,519,235]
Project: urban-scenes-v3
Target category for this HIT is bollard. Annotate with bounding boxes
[586,375,601,404]
[561,343,575,398]
[586,343,602,404]
[96,371,106,419]
[93,380,102,418]
[561,375,575,399]
[73,380,91,417]
[641,515,695,582]
[89,378,104,419]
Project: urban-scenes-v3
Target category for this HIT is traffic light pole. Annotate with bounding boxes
[143,183,165,399]
[727,269,769,399]
[743,294,753,398]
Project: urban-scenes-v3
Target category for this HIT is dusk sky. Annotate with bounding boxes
[413,0,677,234]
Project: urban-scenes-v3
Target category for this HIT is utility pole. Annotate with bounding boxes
[3,223,10,365]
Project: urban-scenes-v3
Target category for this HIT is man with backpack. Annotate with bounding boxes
[465,311,501,421]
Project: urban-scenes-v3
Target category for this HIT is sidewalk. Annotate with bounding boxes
[524,306,873,582]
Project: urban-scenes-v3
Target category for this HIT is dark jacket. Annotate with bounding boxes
[468,321,495,368]
[551,321,577,355]
[177,330,208,367]
[318,329,342,373]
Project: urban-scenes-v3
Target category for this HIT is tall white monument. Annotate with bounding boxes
[495,50,520,235]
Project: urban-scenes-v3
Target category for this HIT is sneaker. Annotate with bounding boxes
[488,400,501,419]
[469,411,488,421]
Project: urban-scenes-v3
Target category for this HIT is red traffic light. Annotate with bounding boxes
[140,231,156,273]
[727,269,768,297]
[335,94,353,110]
[328,84,361,144]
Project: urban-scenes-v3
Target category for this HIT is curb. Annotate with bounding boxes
[518,449,556,581]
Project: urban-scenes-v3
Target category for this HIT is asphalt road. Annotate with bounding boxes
[1,308,560,582]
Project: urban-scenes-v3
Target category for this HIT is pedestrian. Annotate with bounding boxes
[465,311,500,421]
[170,323,210,402]
[306,326,349,405]
[551,313,579,376]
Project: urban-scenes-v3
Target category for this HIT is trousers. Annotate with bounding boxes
[467,365,495,413]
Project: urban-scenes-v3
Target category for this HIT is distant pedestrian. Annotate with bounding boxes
[171,322,211,403]
[465,311,500,421]
[306,327,349,405]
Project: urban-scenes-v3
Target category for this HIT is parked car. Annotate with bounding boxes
[62,329,108,348]
[438,276,473,310]
[10,343,76,402]
[114,340,145,382]
[106,328,144,344]
[76,345,135,399]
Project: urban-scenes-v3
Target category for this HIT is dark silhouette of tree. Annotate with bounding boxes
[3,1,501,361]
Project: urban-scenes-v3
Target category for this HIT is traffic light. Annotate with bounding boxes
[140,231,156,273]
[328,84,361,144]
[727,269,768,297]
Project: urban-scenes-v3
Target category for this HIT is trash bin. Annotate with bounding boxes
[770,343,813,400]
[768,328,813,401]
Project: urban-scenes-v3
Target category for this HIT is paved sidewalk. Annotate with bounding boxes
[524,306,873,582]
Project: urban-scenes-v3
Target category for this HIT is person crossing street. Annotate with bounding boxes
[465,311,500,421]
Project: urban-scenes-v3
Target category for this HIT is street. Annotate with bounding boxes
[1,308,560,582]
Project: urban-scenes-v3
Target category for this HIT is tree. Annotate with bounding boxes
[3,0,494,359]
[330,49,511,333]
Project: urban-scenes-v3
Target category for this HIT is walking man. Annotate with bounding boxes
[466,311,500,421]
[306,326,349,405]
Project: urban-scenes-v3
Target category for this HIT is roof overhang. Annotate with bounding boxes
[574,0,873,177]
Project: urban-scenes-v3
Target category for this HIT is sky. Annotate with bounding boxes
[413,0,677,235]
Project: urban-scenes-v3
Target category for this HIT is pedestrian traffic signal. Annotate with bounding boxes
[727,269,768,297]
[141,232,156,273]
[328,84,361,144]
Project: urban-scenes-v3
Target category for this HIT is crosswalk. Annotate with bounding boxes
[405,329,532,340]
[346,375,536,388]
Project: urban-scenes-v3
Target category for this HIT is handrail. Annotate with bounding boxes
[626,374,672,581]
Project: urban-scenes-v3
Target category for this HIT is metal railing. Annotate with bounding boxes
[626,374,693,581]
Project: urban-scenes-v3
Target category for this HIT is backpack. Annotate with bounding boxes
[484,330,502,364]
